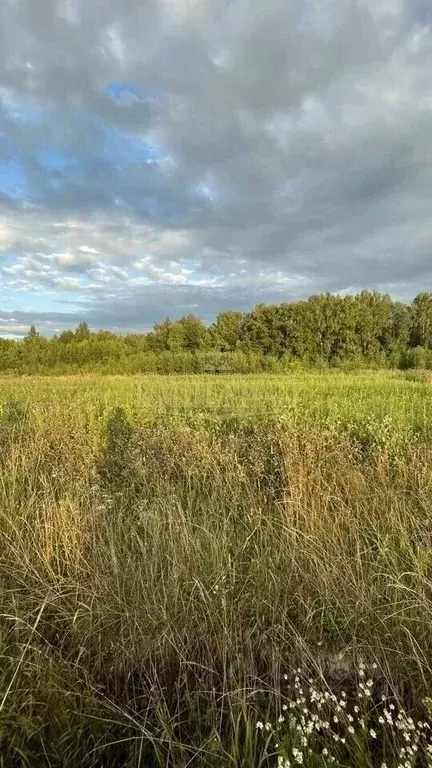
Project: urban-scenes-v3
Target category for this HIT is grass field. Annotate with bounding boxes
[1,371,432,767]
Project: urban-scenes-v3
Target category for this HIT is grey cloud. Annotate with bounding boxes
[0,0,431,333]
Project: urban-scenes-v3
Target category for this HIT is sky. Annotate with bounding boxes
[0,0,431,336]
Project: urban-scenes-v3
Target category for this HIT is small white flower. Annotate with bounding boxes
[378,716,385,725]
[256,721,264,730]
[265,722,271,732]
[322,748,328,757]
[370,729,377,739]
[348,726,355,734]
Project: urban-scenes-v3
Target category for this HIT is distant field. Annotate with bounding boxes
[1,369,431,431]
[1,372,432,766]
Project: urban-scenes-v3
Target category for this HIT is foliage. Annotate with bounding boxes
[2,291,432,374]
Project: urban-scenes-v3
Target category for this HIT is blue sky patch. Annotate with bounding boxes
[106,82,159,107]
[0,159,31,200]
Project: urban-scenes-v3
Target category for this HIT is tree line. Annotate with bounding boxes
[3,291,432,374]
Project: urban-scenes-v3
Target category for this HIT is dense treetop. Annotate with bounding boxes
[3,291,432,374]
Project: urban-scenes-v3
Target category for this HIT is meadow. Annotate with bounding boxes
[1,371,432,767]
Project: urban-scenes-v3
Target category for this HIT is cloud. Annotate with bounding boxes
[0,0,431,334]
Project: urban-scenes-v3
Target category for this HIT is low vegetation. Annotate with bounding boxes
[1,372,432,766]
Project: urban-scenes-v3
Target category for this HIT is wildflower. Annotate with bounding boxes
[256,721,264,730]
[348,726,355,734]
[378,717,385,725]
[265,722,271,732]
[370,729,377,739]
[322,748,329,757]
[278,758,291,768]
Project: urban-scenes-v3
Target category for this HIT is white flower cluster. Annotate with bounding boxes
[255,663,432,767]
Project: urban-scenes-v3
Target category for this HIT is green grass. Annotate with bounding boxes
[1,372,432,766]
[1,369,431,430]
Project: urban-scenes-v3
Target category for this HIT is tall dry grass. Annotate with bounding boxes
[0,375,432,765]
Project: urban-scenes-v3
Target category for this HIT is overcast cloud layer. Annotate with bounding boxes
[0,0,431,335]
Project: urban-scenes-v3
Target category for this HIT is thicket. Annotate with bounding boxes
[4,290,432,374]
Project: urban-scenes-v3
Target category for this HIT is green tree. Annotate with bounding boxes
[212,311,245,351]
[24,325,41,344]
[75,322,91,341]
[178,314,210,351]
[411,293,432,348]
